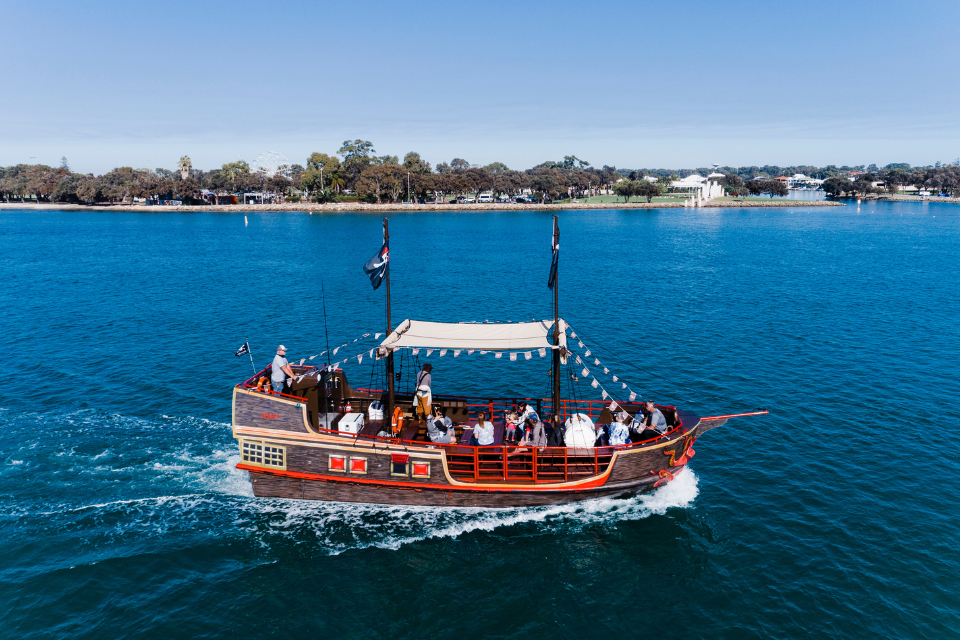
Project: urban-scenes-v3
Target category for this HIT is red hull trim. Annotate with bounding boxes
[235,463,610,493]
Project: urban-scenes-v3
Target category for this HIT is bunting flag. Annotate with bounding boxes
[570,332,577,339]
[622,383,627,389]
[578,341,585,348]
[454,350,461,357]
[480,351,488,354]
[524,352,532,360]
[375,333,382,339]
[629,392,637,401]
[591,379,599,388]
[581,367,589,377]
[602,390,608,399]
[362,224,389,290]
[538,348,546,357]
[495,352,502,358]
[613,376,618,382]
[468,350,475,355]
[584,349,591,357]
[235,341,250,357]
[439,349,447,357]
[575,356,582,364]
[333,361,340,369]
[603,367,609,374]
[333,347,339,355]
[357,354,363,364]
[509,353,517,361]
[298,359,305,365]
[426,349,433,356]
[309,355,317,360]
[609,401,618,411]
[594,358,601,365]
[369,349,374,357]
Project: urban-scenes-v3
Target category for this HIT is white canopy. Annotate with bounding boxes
[379,319,568,362]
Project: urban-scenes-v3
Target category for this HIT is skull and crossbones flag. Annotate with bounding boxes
[235,341,250,357]
[362,222,389,290]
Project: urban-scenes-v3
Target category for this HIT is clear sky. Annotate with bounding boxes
[2,0,958,173]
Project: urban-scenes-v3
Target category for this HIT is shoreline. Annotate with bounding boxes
[0,200,843,212]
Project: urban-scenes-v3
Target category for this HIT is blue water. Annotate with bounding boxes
[1,202,958,638]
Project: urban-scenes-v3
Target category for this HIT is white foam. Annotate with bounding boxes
[228,467,700,555]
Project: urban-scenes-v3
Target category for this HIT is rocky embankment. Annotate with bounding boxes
[1,199,843,212]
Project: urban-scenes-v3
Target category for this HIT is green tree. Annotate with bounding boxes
[338,139,375,188]
[450,158,470,171]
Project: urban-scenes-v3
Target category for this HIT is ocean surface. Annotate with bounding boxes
[1,202,958,638]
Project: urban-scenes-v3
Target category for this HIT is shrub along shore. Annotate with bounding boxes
[0,199,843,213]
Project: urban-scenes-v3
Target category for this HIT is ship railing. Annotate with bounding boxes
[444,444,619,484]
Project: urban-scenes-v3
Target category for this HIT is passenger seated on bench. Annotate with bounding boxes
[518,417,547,449]
[470,412,495,446]
[608,414,631,446]
[504,411,521,443]
[594,421,608,446]
[427,406,456,444]
[635,401,668,441]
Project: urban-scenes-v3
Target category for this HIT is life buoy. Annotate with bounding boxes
[391,406,404,436]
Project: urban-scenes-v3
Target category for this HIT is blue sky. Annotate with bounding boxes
[1,0,958,173]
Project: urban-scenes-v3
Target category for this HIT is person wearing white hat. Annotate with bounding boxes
[271,345,294,394]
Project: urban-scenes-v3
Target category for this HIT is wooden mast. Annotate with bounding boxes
[551,215,561,425]
[384,218,395,429]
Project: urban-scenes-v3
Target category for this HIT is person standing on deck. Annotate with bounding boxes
[415,363,433,421]
[271,345,295,395]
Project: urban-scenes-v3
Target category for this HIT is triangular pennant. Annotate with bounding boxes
[609,401,618,411]
[622,383,627,389]
[298,359,305,365]
[581,367,589,377]
[357,354,363,364]
[333,347,339,355]
[584,349,591,357]
[603,368,609,374]
[454,350,461,357]
[612,375,618,382]
[375,333,382,338]
[578,341,585,348]
[571,332,577,339]
[495,352,502,358]
[591,379,599,389]
[369,349,374,357]
[509,353,517,361]
[481,351,488,355]
[439,349,447,357]
[594,358,600,366]
[426,349,434,357]
[333,362,340,369]
[468,350,475,355]
[309,355,316,360]
[629,392,637,402]
[524,352,532,360]
[364,333,371,337]
[538,348,546,357]
[412,348,420,355]
[602,390,608,399]
[575,356,582,364]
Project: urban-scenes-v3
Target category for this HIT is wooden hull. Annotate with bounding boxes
[231,385,705,508]
[247,470,653,507]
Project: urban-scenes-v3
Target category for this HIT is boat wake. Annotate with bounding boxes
[220,467,700,555]
[1,407,699,562]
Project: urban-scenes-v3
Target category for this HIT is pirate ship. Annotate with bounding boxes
[231,217,766,507]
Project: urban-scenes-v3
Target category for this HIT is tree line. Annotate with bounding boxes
[821,166,960,197]
[1,148,956,204]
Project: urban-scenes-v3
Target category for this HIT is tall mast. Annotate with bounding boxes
[384,217,395,427]
[551,215,561,425]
